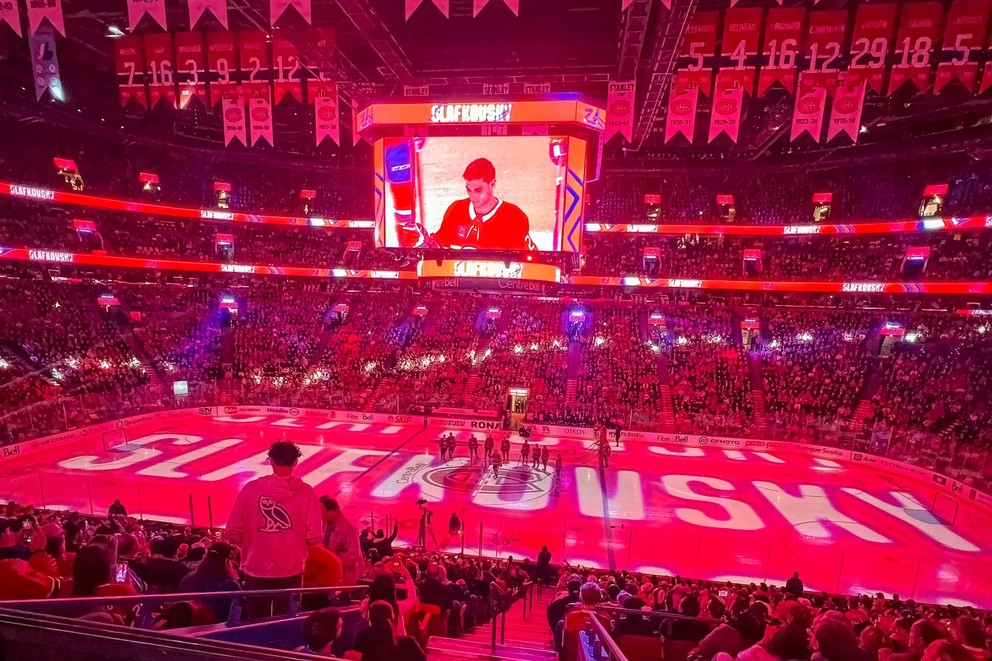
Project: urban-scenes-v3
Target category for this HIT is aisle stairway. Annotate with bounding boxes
[427,591,555,661]
[657,353,676,430]
[850,358,884,429]
[746,353,768,434]
[565,379,578,405]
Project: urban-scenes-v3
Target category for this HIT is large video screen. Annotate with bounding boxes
[374,136,585,252]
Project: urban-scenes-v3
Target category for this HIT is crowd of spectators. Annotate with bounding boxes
[547,567,992,661]
[4,490,992,661]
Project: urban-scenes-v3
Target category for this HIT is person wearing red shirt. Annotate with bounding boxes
[432,158,534,251]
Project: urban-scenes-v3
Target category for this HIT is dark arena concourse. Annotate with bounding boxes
[3,2,992,661]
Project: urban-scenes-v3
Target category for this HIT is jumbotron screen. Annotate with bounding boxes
[374,135,586,252]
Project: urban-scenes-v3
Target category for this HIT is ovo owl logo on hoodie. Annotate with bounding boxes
[257,495,293,532]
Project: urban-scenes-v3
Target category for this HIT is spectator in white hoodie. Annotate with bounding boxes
[226,441,322,619]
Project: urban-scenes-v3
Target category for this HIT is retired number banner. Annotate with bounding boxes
[758,8,805,96]
[848,4,898,94]
[801,10,849,96]
[207,31,237,106]
[888,2,943,95]
[144,33,177,108]
[935,0,992,93]
[174,32,206,108]
[719,8,763,95]
[678,11,719,97]
[272,35,303,103]
[116,35,147,108]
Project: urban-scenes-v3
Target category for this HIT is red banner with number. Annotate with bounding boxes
[679,11,719,97]
[801,10,848,96]
[272,35,302,103]
[758,8,805,96]
[720,8,762,95]
[888,2,944,95]
[174,32,206,109]
[207,31,237,106]
[144,33,176,108]
[848,4,898,94]
[935,0,991,93]
[238,30,270,90]
[115,35,147,108]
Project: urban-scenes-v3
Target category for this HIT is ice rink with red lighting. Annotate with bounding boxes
[3,412,992,607]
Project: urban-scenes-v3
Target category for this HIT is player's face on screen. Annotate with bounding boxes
[465,178,495,210]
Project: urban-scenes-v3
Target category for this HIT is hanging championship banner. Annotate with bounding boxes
[272,35,302,103]
[606,81,636,142]
[144,33,177,108]
[312,80,340,146]
[238,30,269,90]
[664,81,698,143]
[801,10,849,96]
[709,72,744,143]
[719,8,763,95]
[935,0,992,93]
[0,0,22,37]
[791,73,827,141]
[207,31,237,106]
[757,8,805,95]
[271,0,312,25]
[175,32,206,109]
[222,90,247,146]
[407,0,449,19]
[248,90,274,146]
[678,11,719,96]
[888,2,943,95]
[29,26,62,100]
[26,0,64,36]
[189,0,228,29]
[116,35,147,108]
[127,0,166,31]
[847,4,898,94]
[473,0,516,16]
[827,76,866,142]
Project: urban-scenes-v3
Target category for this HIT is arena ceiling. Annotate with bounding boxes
[0,0,991,163]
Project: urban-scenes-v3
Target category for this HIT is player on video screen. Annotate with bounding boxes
[432,158,535,250]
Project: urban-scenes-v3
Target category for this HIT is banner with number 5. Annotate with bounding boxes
[935,0,992,93]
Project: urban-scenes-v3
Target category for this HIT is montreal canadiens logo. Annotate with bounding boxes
[672,99,693,115]
[224,107,242,122]
[250,106,270,122]
[716,98,738,115]
[317,105,336,121]
[798,96,822,113]
[610,99,631,114]
[835,96,859,114]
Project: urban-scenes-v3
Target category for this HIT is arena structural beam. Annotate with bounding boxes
[631,0,700,149]
[617,0,653,81]
[333,0,415,82]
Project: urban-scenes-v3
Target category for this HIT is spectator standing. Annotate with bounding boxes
[225,441,322,618]
[108,500,128,518]
[320,496,362,586]
[785,572,804,600]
